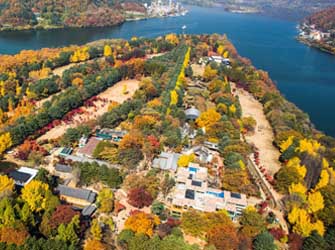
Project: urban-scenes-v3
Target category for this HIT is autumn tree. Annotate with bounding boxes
[239,207,266,238]
[0,133,12,156]
[84,239,107,250]
[127,187,153,208]
[124,211,160,237]
[49,205,79,230]
[90,219,102,241]
[0,175,14,198]
[206,224,239,250]
[0,227,29,246]
[56,215,80,246]
[177,154,195,168]
[21,180,55,213]
[196,108,221,129]
[97,188,114,213]
[203,65,218,82]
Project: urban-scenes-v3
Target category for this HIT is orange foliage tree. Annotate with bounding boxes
[124,211,160,237]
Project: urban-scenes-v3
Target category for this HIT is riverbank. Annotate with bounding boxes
[297,37,335,56]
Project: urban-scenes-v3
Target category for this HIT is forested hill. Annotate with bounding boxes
[0,0,146,30]
[218,0,335,20]
[305,6,335,32]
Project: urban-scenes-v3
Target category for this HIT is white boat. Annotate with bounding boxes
[182,25,187,30]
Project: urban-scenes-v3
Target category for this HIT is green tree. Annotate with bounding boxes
[253,232,277,250]
[302,231,328,250]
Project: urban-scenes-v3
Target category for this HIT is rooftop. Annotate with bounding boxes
[77,137,101,158]
[56,185,97,203]
[153,152,181,172]
[185,108,200,120]
[8,167,38,186]
[55,164,72,173]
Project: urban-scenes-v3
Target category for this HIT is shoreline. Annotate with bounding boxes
[297,36,335,56]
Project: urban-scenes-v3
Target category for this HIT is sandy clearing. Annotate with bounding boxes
[37,79,139,141]
[233,83,281,176]
[191,64,205,77]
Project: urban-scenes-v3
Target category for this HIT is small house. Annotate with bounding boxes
[76,137,100,158]
[8,167,38,187]
[56,185,97,208]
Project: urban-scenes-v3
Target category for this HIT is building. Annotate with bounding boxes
[79,136,88,148]
[54,164,73,179]
[168,164,247,220]
[96,128,127,142]
[152,152,181,172]
[191,145,213,163]
[56,185,97,208]
[185,108,200,120]
[8,167,38,187]
[208,56,231,66]
[204,141,219,151]
[77,137,100,158]
[59,147,73,157]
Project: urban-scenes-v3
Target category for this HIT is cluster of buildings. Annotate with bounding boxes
[145,0,188,17]
[299,23,332,42]
[152,106,248,220]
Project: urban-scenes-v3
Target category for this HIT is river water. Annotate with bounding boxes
[1,6,335,136]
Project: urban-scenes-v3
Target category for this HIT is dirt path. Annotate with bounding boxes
[234,84,281,176]
[37,79,139,141]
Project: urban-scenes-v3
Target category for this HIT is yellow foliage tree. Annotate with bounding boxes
[0,175,14,198]
[229,104,236,114]
[196,108,221,129]
[90,219,102,241]
[0,133,12,156]
[104,45,112,57]
[286,157,306,179]
[307,191,324,213]
[223,51,229,58]
[289,182,307,197]
[217,45,224,56]
[124,211,160,237]
[29,67,52,80]
[165,34,179,45]
[170,90,178,106]
[280,136,294,152]
[70,47,90,63]
[315,170,329,190]
[203,65,218,81]
[21,180,51,213]
[178,154,195,168]
[72,77,84,87]
[296,139,323,156]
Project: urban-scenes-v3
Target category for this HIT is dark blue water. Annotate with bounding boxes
[1,6,335,136]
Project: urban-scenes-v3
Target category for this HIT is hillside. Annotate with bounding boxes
[305,6,335,32]
[297,6,335,55]
[219,0,335,20]
[0,0,146,30]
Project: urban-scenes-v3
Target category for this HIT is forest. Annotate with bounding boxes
[0,0,146,30]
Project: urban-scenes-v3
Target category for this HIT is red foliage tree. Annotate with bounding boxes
[127,187,153,208]
[288,233,303,250]
[49,205,79,230]
[269,228,286,241]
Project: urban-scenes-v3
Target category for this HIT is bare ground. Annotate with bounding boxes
[37,79,139,141]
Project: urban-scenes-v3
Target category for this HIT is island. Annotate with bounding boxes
[0,0,188,31]
[297,6,335,55]
[0,34,334,250]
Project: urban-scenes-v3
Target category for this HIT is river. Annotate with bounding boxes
[1,6,335,136]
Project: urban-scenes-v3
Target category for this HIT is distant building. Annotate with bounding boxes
[192,146,213,163]
[185,108,200,120]
[168,164,247,220]
[96,128,127,142]
[208,56,231,66]
[55,164,72,174]
[77,137,100,158]
[153,152,181,172]
[204,141,219,151]
[8,167,38,187]
[56,185,97,208]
